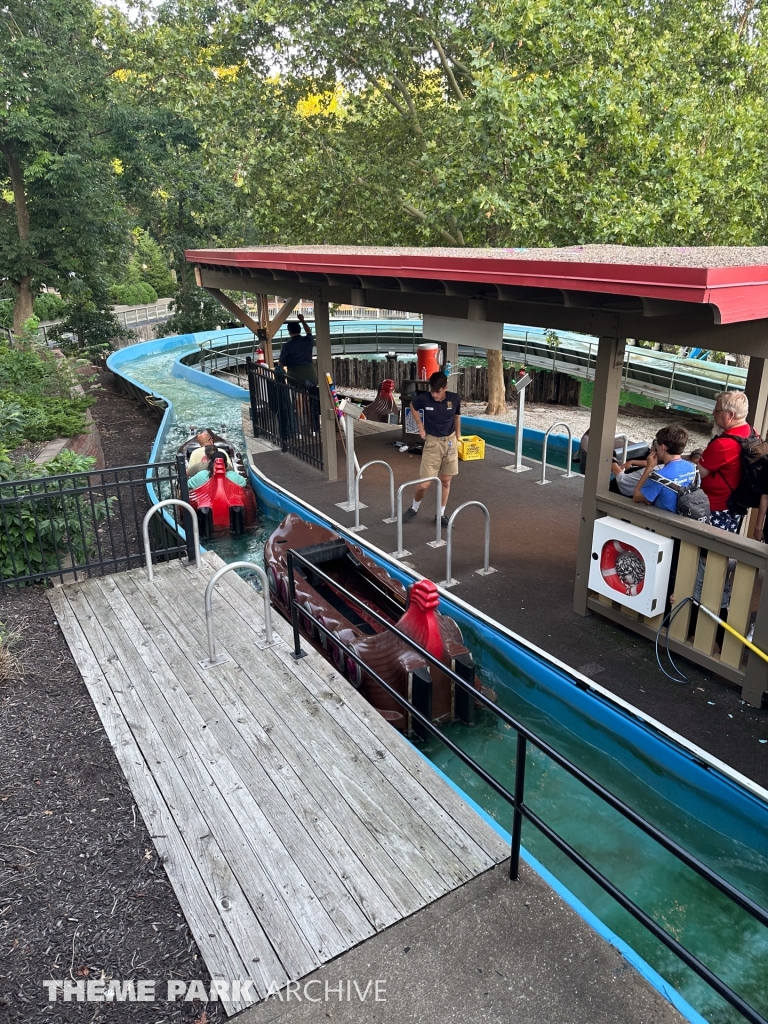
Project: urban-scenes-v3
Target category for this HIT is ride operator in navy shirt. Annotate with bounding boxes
[277,313,316,383]
[405,371,461,527]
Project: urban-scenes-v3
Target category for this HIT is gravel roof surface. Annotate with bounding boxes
[205,244,768,269]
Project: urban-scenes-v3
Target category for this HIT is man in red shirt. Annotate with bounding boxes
[696,390,750,533]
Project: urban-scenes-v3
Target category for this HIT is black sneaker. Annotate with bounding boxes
[436,514,449,528]
[403,507,419,523]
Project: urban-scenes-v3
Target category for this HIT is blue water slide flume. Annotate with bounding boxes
[108,328,768,1024]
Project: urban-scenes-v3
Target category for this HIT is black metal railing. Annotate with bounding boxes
[284,547,768,1024]
[0,460,192,587]
[246,358,323,470]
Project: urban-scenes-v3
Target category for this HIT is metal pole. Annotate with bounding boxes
[286,550,306,660]
[616,432,629,466]
[175,453,195,561]
[537,422,574,485]
[142,499,201,582]
[667,362,676,408]
[510,733,527,881]
[200,560,276,668]
[439,501,495,587]
[352,460,396,532]
[392,476,444,558]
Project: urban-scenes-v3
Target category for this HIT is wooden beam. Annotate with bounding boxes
[573,336,625,615]
[314,299,338,482]
[269,297,300,336]
[203,287,260,335]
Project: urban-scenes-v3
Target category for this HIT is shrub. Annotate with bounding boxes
[0,342,92,444]
[0,452,112,584]
[110,282,158,306]
[33,294,68,321]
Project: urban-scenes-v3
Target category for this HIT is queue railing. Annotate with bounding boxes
[284,546,768,1024]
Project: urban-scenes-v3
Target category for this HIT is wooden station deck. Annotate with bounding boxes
[48,552,508,1015]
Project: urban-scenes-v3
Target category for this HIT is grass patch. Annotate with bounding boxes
[578,381,656,409]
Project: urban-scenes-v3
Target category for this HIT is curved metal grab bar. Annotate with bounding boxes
[352,460,396,532]
[202,561,274,667]
[616,432,629,466]
[392,476,444,558]
[439,501,496,588]
[142,499,201,582]
[538,422,574,486]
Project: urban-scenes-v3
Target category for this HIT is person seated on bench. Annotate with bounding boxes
[188,447,246,490]
[631,426,696,509]
[187,429,232,475]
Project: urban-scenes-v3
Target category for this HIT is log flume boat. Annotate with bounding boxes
[265,514,487,731]
[177,431,257,536]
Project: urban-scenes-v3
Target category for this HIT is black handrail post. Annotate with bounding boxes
[246,357,259,438]
[286,550,306,660]
[510,732,527,880]
[175,454,195,562]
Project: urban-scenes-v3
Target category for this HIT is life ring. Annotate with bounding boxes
[600,539,646,597]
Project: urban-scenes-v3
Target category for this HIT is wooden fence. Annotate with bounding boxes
[331,357,581,405]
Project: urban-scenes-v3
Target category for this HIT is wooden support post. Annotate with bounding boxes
[257,295,273,368]
[573,336,625,615]
[314,299,338,482]
[745,356,768,437]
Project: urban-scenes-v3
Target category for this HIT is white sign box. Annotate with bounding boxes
[422,314,503,350]
[588,516,674,617]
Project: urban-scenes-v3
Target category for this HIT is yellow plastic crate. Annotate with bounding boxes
[457,435,485,461]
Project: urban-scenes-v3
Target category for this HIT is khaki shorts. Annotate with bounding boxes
[420,433,459,478]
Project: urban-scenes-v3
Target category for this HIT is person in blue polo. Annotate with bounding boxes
[405,371,461,527]
[632,425,696,510]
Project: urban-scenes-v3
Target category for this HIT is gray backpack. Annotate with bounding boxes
[649,468,711,524]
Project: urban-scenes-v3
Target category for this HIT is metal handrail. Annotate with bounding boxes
[142,499,201,582]
[392,476,444,558]
[283,547,768,1024]
[352,460,397,533]
[201,561,274,668]
[438,501,496,588]
[538,421,575,486]
[616,432,629,465]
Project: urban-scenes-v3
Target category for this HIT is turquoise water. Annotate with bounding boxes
[116,335,768,1024]
[124,344,278,566]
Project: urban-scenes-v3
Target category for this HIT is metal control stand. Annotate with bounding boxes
[335,401,365,512]
[504,372,532,474]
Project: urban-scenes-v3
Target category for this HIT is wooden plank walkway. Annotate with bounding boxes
[48,552,508,1015]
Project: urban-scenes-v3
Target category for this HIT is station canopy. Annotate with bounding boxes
[187,244,768,356]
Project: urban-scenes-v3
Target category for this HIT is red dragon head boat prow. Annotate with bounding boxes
[397,579,447,661]
[190,458,252,530]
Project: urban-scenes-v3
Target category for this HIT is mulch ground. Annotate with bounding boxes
[0,368,225,1023]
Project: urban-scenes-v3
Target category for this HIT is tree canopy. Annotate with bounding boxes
[2,0,768,334]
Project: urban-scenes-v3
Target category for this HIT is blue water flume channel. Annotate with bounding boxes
[113,332,768,1024]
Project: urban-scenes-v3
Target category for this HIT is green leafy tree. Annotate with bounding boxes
[0,0,129,333]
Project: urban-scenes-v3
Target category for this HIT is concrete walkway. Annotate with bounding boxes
[237,861,685,1024]
[250,426,768,789]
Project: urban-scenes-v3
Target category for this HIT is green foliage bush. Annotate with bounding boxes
[0,343,92,446]
[0,451,112,584]
[110,282,158,306]
[33,294,68,321]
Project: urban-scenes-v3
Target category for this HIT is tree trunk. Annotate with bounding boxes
[3,146,35,332]
[485,349,506,415]
[734,353,750,369]
[11,277,34,332]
